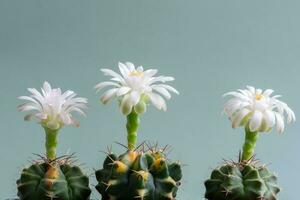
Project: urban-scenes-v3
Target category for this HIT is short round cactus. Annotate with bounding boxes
[205,160,280,200]
[95,148,182,200]
[17,158,91,200]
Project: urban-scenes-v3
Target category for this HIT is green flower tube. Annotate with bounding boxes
[126,110,140,150]
[44,127,59,160]
[241,126,259,161]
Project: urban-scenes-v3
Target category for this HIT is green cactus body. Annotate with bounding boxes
[95,150,182,200]
[17,162,91,200]
[204,162,280,200]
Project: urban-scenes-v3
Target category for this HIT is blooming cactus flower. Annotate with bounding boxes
[95,62,179,115]
[18,81,88,130]
[223,86,295,133]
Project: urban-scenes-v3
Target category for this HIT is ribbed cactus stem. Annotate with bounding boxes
[242,126,259,161]
[126,111,140,151]
[44,127,59,160]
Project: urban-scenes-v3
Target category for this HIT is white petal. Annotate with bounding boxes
[18,96,41,108]
[27,88,45,104]
[60,113,72,125]
[118,62,130,77]
[94,81,119,92]
[117,87,131,96]
[128,91,141,106]
[148,93,167,111]
[264,110,275,128]
[70,118,80,127]
[35,113,47,119]
[263,89,274,96]
[223,91,246,99]
[224,101,242,117]
[152,86,171,99]
[18,103,40,112]
[61,90,75,99]
[285,105,296,123]
[100,88,119,104]
[275,112,285,133]
[71,107,86,116]
[137,66,144,72]
[125,62,135,71]
[246,86,255,94]
[120,94,133,115]
[101,68,124,81]
[24,113,46,121]
[256,89,262,95]
[143,69,158,77]
[232,109,250,128]
[148,76,174,85]
[43,81,52,94]
[152,84,179,95]
[249,111,263,132]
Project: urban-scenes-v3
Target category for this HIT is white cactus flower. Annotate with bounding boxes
[223,86,295,133]
[18,81,88,130]
[95,62,179,115]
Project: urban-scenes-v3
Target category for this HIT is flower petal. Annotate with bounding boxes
[232,109,250,128]
[152,86,171,99]
[249,111,263,132]
[275,112,285,133]
[125,62,135,71]
[116,87,131,97]
[118,62,130,77]
[100,88,119,104]
[264,110,276,128]
[148,93,167,111]
[128,91,141,106]
[120,94,133,115]
[94,81,119,92]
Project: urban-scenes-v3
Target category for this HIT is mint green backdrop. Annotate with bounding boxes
[0,0,299,199]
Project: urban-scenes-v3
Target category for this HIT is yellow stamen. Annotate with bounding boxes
[130,70,143,77]
[255,93,263,100]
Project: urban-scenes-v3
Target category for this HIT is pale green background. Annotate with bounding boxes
[0,0,299,199]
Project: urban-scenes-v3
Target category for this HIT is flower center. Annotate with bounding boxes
[129,70,144,77]
[255,93,264,101]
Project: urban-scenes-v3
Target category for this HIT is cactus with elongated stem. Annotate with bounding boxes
[17,82,91,200]
[204,86,296,200]
[94,62,182,199]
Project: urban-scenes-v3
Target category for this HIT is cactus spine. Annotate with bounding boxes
[95,146,182,200]
[95,110,183,200]
[204,160,280,200]
[204,125,280,200]
[17,127,91,200]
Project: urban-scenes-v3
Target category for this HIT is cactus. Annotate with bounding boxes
[95,146,182,200]
[17,82,91,200]
[17,157,91,200]
[94,62,182,199]
[205,159,280,200]
[204,86,296,200]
